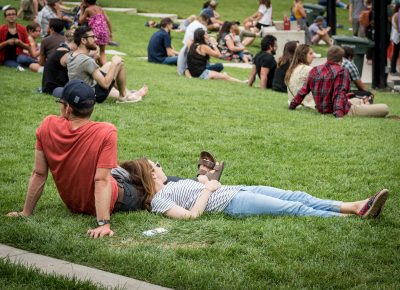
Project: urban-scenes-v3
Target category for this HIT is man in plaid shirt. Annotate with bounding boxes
[342,46,372,95]
[289,46,389,118]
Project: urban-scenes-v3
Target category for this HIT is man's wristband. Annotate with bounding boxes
[97,219,110,226]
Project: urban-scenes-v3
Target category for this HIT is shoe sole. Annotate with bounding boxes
[115,97,143,104]
[363,189,389,219]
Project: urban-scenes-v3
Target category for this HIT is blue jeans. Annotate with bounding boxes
[3,54,37,68]
[162,56,178,65]
[206,63,223,72]
[223,186,342,217]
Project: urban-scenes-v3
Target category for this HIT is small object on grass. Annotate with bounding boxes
[108,41,119,47]
[143,227,168,237]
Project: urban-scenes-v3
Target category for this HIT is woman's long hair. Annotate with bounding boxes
[193,28,207,45]
[277,41,298,67]
[217,21,232,43]
[259,0,271,8]
[284,44,310,85]
[120,158,156,211]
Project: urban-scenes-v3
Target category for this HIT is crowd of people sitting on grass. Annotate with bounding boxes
[2,0,399,237]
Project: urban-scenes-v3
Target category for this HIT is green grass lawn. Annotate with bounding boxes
[1,0,400,289]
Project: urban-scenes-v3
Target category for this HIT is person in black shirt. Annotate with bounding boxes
[187,28,244,82]
[272,41,298,92]
[42,29,75,94]
[248,34,277,89]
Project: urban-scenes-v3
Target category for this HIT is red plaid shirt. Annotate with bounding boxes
[289,61,352,118]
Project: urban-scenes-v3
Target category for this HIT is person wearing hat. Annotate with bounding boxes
[7,79,120,238]
[147,17,179,65]
[200,0,223,31]
[308,16,332,46]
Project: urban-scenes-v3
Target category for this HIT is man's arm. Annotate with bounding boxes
[38,38,47,66]
[248,65,257,87]
[7,150,48,217]
[92,56,122,89]
[166,47,178,57]
[87,167,114,238]
[332,69,350,118]
[259,67,269,89]
[289,74,312,110]
[353,79,367,91]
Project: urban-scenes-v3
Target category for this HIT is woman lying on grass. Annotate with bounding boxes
[120,158,389,220]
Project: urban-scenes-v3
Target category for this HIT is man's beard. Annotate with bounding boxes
[86,42,97,51]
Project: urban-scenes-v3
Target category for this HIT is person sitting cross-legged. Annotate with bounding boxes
[0,6,37,71]
[308,16,332,46]
[60,26,147,104]
[147,17,179,66]
[119,158,389,220]
[289,46,389,118]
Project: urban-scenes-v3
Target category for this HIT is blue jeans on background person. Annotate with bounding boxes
[207,63,223,72]
[4,54,37,68]
[223,186,342,217]
[162,56,178,65]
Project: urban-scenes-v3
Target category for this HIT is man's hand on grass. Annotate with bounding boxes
[6,211,28,217]
[87,224,114,238]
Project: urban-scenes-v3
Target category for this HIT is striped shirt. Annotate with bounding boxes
[151,179,242,214]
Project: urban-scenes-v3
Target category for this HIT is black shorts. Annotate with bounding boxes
[112,178,143,212]
[94,71,115,103]
[255,22,270,30]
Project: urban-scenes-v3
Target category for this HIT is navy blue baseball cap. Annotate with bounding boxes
[53,79,96,109]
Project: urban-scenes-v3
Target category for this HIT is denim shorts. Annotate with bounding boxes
[199,69,210,80]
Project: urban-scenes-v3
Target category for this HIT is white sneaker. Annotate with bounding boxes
[16,65,25,72]
[313,52,322,58]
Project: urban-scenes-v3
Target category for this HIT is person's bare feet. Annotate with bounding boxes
[124,85,148,102]
[135,85,148,97]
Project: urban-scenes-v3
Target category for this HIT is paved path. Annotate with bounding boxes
[0,244,172,290]
[63,2,137,14]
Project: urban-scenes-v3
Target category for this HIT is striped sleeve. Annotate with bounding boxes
[151,195,177,214]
